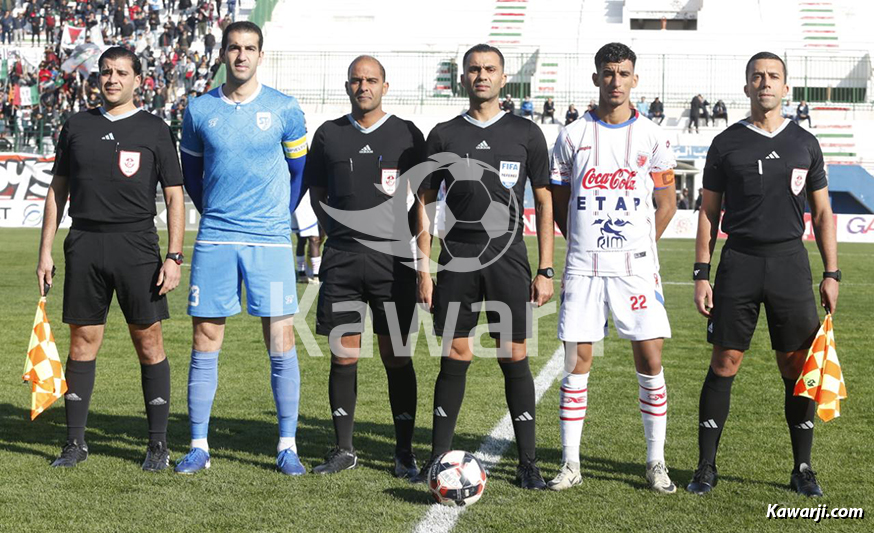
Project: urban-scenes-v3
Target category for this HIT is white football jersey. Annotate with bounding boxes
[551,110,676,276]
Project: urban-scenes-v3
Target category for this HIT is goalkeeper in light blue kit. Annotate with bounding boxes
[175,21,309,475]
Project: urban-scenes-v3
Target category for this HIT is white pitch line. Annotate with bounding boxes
[411,345,565,533]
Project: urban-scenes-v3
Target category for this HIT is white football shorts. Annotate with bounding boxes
[558,273,671,342]
[291,191,320,238]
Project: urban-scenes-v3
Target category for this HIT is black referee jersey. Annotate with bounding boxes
[304,113,425,251]
[420,112,549,246]
[53,107,183,228]
[703,119,828,247]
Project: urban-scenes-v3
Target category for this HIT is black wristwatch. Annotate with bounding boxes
[166,252,184,265]
[822,270,841,282]
[537,267,555,279]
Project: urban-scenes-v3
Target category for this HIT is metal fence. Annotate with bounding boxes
[213,0,282,85]
[259,50,872,108]
[1,120,51,154]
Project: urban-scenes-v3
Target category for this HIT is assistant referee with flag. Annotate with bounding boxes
[36,46,185,471]
[686,52,839,497]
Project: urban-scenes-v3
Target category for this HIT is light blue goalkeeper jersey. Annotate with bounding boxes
[181,83,307,245]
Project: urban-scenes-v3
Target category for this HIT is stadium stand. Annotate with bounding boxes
[256,0,874,212]
[827,164,874,214]
[1,0,872,219]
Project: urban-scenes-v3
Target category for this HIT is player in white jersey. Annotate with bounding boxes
[549,43,678,493]
[292,190,323,283]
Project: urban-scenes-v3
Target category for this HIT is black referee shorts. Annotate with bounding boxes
[315,246,418,337]
[708,245,819,352]
[63,228,169,326]
[433,240,532,340]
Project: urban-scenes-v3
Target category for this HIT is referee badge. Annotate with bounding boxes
[381,168,398,195]
[118,150,140,177]
[256,112,272,131]
[499,161,520,188]
[791,168,808,196]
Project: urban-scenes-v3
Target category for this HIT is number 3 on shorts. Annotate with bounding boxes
[189,285,200,307]
[630,295,647,311]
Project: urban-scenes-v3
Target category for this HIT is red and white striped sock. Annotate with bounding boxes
[638,368,667,463]
[559,372,588,464]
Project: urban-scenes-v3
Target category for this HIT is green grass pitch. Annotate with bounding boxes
[0,229,871,532]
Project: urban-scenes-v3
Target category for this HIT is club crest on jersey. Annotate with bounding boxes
[256,112,272,131]
[636,151,649,169]
[791,168,808,195]
[381,168,398,195]
[499,161,520,189]
[118,150,140,177]
[592,215,631,249]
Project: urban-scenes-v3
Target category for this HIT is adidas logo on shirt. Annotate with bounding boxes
[101,133,115,141]
[148,397,167,406]
[394,412,413,421]
[476,140,490,150]
[332,408,348,417]
[434,406,448,417]
[700,419,719,429]
[359,145,373,154]
[765,150,780,159]
[514,411,534,422]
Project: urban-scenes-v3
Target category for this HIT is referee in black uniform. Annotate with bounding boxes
[305,55,425,478]
[687,52,839,497]
[413,44,554,489]
[36,47,185,471]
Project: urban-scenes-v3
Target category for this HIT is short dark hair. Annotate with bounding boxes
[594,42,636,71]
[221,21,263,52]
[347,55,386,82]
[462,44,504,69]
[745,51,787,79]
[98,46,141,76]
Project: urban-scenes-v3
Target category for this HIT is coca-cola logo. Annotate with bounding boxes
[582,167,637,190]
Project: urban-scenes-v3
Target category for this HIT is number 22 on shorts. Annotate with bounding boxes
[630,295,647,311]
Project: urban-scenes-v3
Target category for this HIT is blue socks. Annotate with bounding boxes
[186,347,300,449]
[188,350,220,442]
[270,347,300,439]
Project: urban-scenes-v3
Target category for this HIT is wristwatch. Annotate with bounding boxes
[537,267,555,279]
[822,270,841,282]
[166,252,184,265]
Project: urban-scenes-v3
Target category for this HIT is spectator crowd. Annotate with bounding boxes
[496,94,672,127]
[1,0,235,150]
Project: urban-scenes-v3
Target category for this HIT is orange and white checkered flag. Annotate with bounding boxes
[22,297,67,420]
[794,314,847,422]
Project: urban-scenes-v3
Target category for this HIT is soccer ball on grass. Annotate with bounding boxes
[427,450,487,507]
